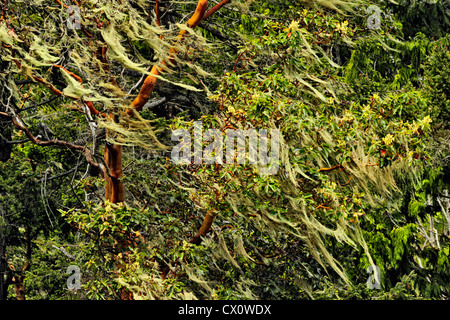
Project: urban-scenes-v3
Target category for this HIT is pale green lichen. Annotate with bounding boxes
[101,24,150,75]
[59,68,94,99]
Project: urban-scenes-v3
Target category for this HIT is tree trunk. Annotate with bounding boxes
[106,0,213,205]
[104,141,124,204]
[12,275,25,300]
[0,71,12,162]
[0,123,12,162]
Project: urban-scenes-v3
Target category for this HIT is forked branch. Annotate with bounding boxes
[0,111,103,172]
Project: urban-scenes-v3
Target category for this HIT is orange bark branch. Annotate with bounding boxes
[55,0,69,8]
[30,75,63,96]
[53,65,82,83]
[202,0,231,20]
[317,164,344,172]
[316,204,332,210]
[127,65,161,114]
[190,212,215,244]
[156,0,161,27]
[127,0,209,115]
[340,175,353,186]
[365,162,379,167]
[54,64,106,117]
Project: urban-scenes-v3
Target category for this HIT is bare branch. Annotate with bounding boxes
[0,111,104,175]
[4,138,29,145]
[38,166,80,183]
[143,97,167,110]
[51,245,76,260]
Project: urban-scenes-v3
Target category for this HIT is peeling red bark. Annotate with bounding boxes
[104,141,124,203]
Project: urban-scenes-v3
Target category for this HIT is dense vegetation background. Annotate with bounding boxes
[0,0,449,300]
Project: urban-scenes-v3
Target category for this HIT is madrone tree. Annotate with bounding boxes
[0,0,231,299]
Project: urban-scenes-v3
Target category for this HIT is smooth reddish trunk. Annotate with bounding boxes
[13,276,25,300]
[104,139,130,298]
[104,142,124,203]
